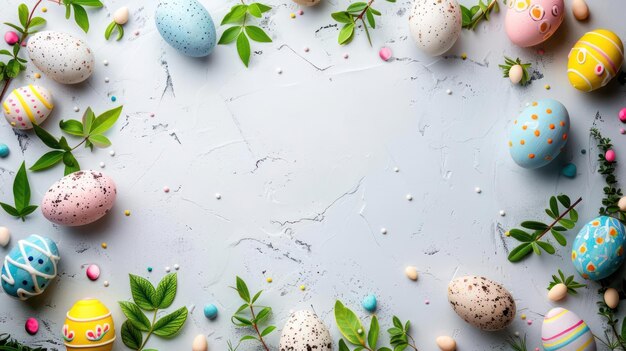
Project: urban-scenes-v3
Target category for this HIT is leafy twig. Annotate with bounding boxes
[335,300,397,351]
[499,56,532,85]
[591,127,626,221]
[597,293,626,351]
[547,269,586,294]
[461,0,499,30]
[0,162,38,221]
[331,0,395,46]
[228,276,275,351]
[218,2,272,67]
[507,194,582,262]
[506,334,528,351]
[388,316,419,351]
[0,333,47,351]
[118,273,188,351]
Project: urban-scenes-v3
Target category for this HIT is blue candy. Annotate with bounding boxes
[204,304,218,319]
[362,294,377,312]
[561,163,577,178]
[0,143,8,158]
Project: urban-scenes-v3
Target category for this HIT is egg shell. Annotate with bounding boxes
[447,275,516,331]
[409,0,462,56]
[572,0,589,20]
[27,31,94,84]
[0,227,10,247]
[192,334,208,351]
[113,7,129,25]
[41,171,117,227]
[541,307,596,351]
[279,310,332,351]
[604,288,619,309]
[547,283,568,301]
[1,235,60,301]
[155,0,216,57]
[63,299,115,351]
[2,85,53,130]
[567,29,624,92]
[508,98,570,169]
[292,0,321,5]
[505,0,564,47]
[571,216,626,280]
[618,196,626,211]
[436,336,456,351]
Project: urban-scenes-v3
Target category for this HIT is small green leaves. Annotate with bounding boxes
[548,269,586,295]
[334,300,365,346]
[154,272,178,309]
[228,276,275,350]
[388,316,415,351]
[331,0,393,46]
[121,320,143,350]
[129,274,157,311]
[18,4,29,27]
[461,0,499,30]
[0,162,38,221]
[590,128,626,221]
[338,23,355,45]
[0,333,47,351]
[119,301,151,331]
[63,0,103,33]
[507,333,529,351]
[152,306,188,337]
[105,22,124,41]
[219,2,272,67]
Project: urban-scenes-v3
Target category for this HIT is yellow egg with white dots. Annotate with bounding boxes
[567,29,624,92]
[63,299,115,351]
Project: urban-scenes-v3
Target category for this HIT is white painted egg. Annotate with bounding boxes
[2,85,53,130]
[41,170,117,226]
[27,31,94,84]
[409,0,462,56]
[279,310,332,351]
[448,276,516,331]
[541,307,596,351]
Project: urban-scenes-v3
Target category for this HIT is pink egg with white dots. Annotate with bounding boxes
[2,85,53,130]
[505,0,564,47]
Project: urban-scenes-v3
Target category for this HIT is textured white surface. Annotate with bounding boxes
[1,0,626,350]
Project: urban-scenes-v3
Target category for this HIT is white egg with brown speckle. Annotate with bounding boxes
[2,85,53,130]
[292,0,320,5]
[279,310,332,351]
[41,171,117,226]
[27,31,94,84]
[409,0,462,56]
[448,276,516,331]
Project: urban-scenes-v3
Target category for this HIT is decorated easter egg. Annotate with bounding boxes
[41,171,117,226]
[2,85,53,130]
[279,310,332,351]
[63,299,115,351]
[571,216,626,280]
[448,275,516,331]
[409,0,462,56]
[508,98,570,169]
[567,29,624,92]
[505,0,564,47]
[155,0,217,57]
[1,235,60,300]
[541,307,596,351]
[27,31,94,84]
[293,0,321,5]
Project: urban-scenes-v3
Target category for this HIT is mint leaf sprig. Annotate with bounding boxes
[590,127,626,221]
[331,0,395,46]
[0,162,37,221]
[228,276,275,351]
[507,195,582,262]
[119,273,188,351]
[218,2,272,67]
[30,105,123,175]
[547,269,586,295]
[461,0,500,30]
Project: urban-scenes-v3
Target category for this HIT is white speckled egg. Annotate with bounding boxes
[155,0,216,57]
[448,276,516,331]
[41,171,117,226]
[571,216,626,280]
[279,310,332,351]
[409,0,462,56]
[508,98,570,169]
[27,31,94,84]
[541,308,596,351]
[505,0,564,47]
[293,0,321,5]
[2,85,53,130]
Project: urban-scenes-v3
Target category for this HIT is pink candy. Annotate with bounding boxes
[86,264,101,281]
[4,31,19,45]
[25,318,38,335]
[619,108,626,122]
[606,149,616,163]
[379,47,392,61]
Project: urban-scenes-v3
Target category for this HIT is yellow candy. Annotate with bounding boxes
[63,299,115,351]
[567,29,624,92]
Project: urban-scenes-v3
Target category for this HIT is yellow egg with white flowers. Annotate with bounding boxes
[567,29,624,92]
[62,299,116,351]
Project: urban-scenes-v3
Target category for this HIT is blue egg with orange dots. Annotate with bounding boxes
[572,216,626,280]
[508,98,570,169]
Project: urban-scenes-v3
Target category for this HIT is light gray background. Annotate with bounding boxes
[1,0,626,350]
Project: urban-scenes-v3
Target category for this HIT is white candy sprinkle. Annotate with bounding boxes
[99,162,105,168]
[165,266,171,273]
[215,193,222,200]
[73,106,80,112]
[499,210,506,216]
[163,186,170,193]
[103,60,109,66]
[174,264,180,270]
[104,77,110,83]
[343,53,349,59]
[381,228,388,234]
[304,47,310,52]
[475,187,482,194]
[104,281,109,287]
[393,167,399,172]
[406,194,413,201]
[276,68,283,74]
[446,89,452,95]
[109,150,115,156]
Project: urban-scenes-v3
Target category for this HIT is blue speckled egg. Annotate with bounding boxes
[508,98,570,169]
[155,0,216,57]
[571,216,626,280]
[1,235,60,300]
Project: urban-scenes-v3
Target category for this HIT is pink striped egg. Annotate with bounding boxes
[541,307,596,351]
[2,85,53,130]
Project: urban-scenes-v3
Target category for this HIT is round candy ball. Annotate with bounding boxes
[203,304,218,320]
[86,264,100,281]
[0,143,9,158]
[619,108,626,123]
[25,317,39,335]
[4,31,19,45]
[362,294,377,312]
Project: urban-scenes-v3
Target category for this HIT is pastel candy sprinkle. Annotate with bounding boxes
[619,108,626,122]
[606,149,616,163]
[379,47,392,61]
[86,264,100,281]
[561,163,577,178]
[25,318,38,335]
[0,143,9,157]
[362,294,377,312]
[204,304,218,319]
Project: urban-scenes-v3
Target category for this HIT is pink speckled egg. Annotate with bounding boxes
[41,171,116,226]
[505,0,564,47]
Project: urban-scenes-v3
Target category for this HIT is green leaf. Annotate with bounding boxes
[63,152,80,175]
[251,290,262,304]
[30,151,65,171]
[557,194,571,208]
[222,5,248,25]
[119,301,152,331]
[82,107,95,135]
[236,32,251,67]
[29,17,46,28]
[549,196,559,216]
[338,23,355,45]
[33,124,61,149]
[219,26,241,44]
[72,0,103,7]
[339,339,351,351]
[6,60,21,78]
[366,9,375,28]
[153,273,177,309]
[508,242,533,262]
[252,2,271,12]
[545,208,556,219]
[558,218,575,229]
[129,274,157,310]
[461,5,471,26]
[19,205,38,219]
[260,325,276,337]
[508,229,533,242]
[232,315,253,326]
[334,300,365,346]
[88,135,112,148]
[245,26,271,43]
[60,119,84,136]
[537,241,555,254]
[4,22,25,34]
[347,2,368,13]
[331,11,353,23]
[104,21,116,40]
[65,3,71,19]
[248,3,262,17]
[520,221,548,231]
[368,315,379,349]
[531,242,541,255]
[254,307,271,324]
[0,203,19,217]
[569,208,579,222]
[115,24,124,40]
[240,335,257,342]
[90,105,123,135]
[621,316,626,340]
[72,4,89,32]
[121,320,143,350]
[551,229,567,246]
[13,162,29,211]
[18,4,29,27]
[235,276,250,302]
[152,306,188,337]
[0,49,11,56]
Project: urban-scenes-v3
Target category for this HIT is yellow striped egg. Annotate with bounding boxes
[567,29,624,92]
[2,84,53,129]
[63,299,115,351]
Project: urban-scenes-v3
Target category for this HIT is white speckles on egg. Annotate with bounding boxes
[2,85,54,130]
[27,31,94,84]
[279,310,332,351]
[409,0,462,56]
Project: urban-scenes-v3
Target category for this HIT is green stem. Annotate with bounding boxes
[70,137,88,151]
[361,18,372,46]
[407,334,419,351]
[137,310,158,351]
[534,197,582,242]
[248,305,270,351]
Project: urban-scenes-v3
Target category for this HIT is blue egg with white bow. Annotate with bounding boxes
[155,0,217,57]
[1,235,60,300]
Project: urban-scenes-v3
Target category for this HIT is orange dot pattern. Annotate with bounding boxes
[572,216,626,280]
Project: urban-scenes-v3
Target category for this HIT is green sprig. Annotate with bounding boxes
[547,269,586,295]
[104,22,124,41]
[331,0,395,46]
[218,2,272,67]
[335,300,402,351]
[0,333,47,351]
[461,0,500,30]
[62,0,103,33]
[388,316,419,351]
[590,127,626,221]
[499,56,532,85]
[119,273,188,351]
[0,162,38,221]
[506,334,528,351]
[507,194,582,262]
[596,292,626,351]
[228,276,275,351]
